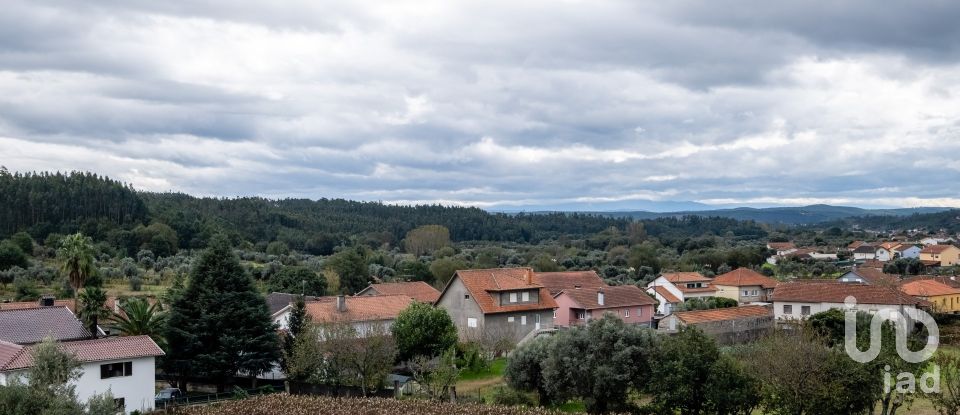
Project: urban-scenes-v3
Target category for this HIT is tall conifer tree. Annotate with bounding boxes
[164,235,280,390]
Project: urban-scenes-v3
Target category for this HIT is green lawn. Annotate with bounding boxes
[459,357,507,382]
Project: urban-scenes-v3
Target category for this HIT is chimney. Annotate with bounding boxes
[524,268,533,285]
[336,295,346,312]
[39,296,55,307]
[597,288,605,306]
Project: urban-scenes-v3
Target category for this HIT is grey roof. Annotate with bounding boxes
[266,292,324,315]
[0,306,91,345]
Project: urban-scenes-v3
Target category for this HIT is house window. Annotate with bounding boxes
[522,291,530,302]
[624,309,630,317]
[743,290,749,296]
[521,315,527,325]
[553,310,557,318]
[508,316,514,323]
[783,305,793,314]
[467,318,478,328]
[113,398,125,411]
[464,294,470,299]
[509,293,517,303]
[100,362,132,379]
[576,311,586,320]
[801,306,811,316]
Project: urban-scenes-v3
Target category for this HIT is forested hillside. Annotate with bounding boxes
[0,169,148,237]
[141,192,632,250]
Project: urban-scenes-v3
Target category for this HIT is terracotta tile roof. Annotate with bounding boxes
[879,241,901,250]
[661,272,710,283]
[767,242,796,250]
[359,282,441,303]
[305,295,414,323]
[677,286,718,294]
[773,281,922,306]
[674,305,773,324]
[901,275,960,289]
[846,267,900,286]
[0,306,91,344]
[451,268,558,315]
[649,286,681,303]
[712,268,778,289]
[1,335,164,372]
[532,271,605,295]
[900,280,960,297]
[848,241,866,249]
[558,285,656,310]
[0,340,27,372]
[921,245,959,254]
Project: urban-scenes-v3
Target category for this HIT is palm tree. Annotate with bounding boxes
[77,286,110,338]
[57,233,96,292]
[111,298,168,348]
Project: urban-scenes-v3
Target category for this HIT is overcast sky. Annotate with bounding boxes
[2,1,960,210]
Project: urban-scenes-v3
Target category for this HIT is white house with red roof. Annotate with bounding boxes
[772,281,923,322]
[645,272,716,315]
[0,306,164,414]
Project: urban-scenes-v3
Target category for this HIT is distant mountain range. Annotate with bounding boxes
[568,204,953,225]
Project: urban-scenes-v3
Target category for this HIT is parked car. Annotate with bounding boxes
[155,388,183,408]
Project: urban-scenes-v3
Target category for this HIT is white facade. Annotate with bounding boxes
[876,247,893,262]
[854,251,876,261]
[646,288,676,315]
[1,356,157,414]
[773,301,916,322]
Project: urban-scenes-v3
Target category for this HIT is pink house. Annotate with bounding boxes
[553,285,657,327]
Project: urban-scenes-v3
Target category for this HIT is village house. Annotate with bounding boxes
[852,244,877,261]
[876,246,895,262]
[658,305,774,344]
[900,279,960,314]
[552,285,656,327]
[274,294,414,337]
[435,268,556,345]
[848,240,867,250]
[894,243,922,260]
[920,244,960,267]
[646,272,715,315]
[0,307,163,414]
[772,281,923,322]
[356,281,441,303]
[766,242,797,256]
[837,267,900,286]
[711,268,779,304]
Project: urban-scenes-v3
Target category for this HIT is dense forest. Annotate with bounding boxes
[0,171,780,253]
[0,169,148,236]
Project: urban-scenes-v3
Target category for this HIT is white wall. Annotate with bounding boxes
[1,357,156,414]
[774,301,915,322]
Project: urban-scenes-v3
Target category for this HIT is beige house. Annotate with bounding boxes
[920,245,960,267]
[711,268,779,304]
